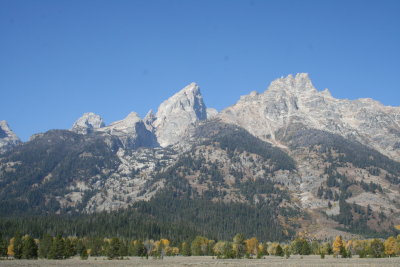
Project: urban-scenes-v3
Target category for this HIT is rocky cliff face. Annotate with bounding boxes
[219,73,400,161]
[71,112,105,134]
[206,108,218,119]
[97,112,158,149]
[0,120,21,153]
[151,82,208,147]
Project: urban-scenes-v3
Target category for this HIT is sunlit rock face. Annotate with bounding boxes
[219,73,400,161]
[71,112,105,134]
[0,120,21,153]
[152,82,208,147]
[97,112,158,149]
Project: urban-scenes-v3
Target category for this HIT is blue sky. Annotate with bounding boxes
[1,0,399,141]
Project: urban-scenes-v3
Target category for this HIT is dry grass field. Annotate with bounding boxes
[1,255,400,267]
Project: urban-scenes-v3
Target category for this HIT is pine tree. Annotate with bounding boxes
[129,240,146,256]
[275,244,284,257]
[0,233,7,257]
[106,237,121,259]
[191,236,209,256]
[89,237,104,256]
[232,233,246,258]
[48,235,65,259]
[368,239,384,258]
[22,235,38,259]
[38,234,53,258]
[80,245,88,260]
[283,245,290,258]
[75,239,85,256]
[300,240,311,255]
[223,242,234,259]
[181,242,191,256]
[64,238,76,258]
[13,232,23,259]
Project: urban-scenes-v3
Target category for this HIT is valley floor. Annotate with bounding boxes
[1,256,400,267]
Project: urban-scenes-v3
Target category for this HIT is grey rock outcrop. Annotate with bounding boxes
[219,73,400,161]
[151,82,208,147]
[0,120,21,153]
[206,108,218,119]
[143,109,156,133]
[71,112,105,134]
[97,112,158,149]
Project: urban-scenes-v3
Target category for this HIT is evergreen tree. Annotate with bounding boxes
[13,232,23,259]
[275,244,284,257]
[340,246,348,258]
[223,242,234,259]
[284,245,290,258]
[0,233,7,257]
[300,240,311,255]
[22,235,38,259]
[368,239,384,258]
[75,239,85,256]
[48,235,65,259]
[232,233,246,258]
[118,240,128,257]
[191,236,209,256]
[135,240,146,256]
[64,238,75,258]
[38,234,53,258]
[88,237,104,256]
[80,245,88,260]
[106,237,121,259]
[181,242,191,256]
[290,237,310,255]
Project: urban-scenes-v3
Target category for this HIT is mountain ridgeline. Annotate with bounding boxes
[1,74,400,241]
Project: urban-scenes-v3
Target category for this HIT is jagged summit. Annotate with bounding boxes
[0,120,21,153]
[219,73,400,161]
[206,108,218,119]
[71,112,105,134]
[144,109,156,132]
[268,73,317,93]
[97,111,158,149]
[152,82,208,147]
[101,112,141,133]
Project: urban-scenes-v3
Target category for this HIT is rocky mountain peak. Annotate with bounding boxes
[71,112,105,134]
[101,112,141,133]
[219,73,400,161]
[206,108,218,119]
[268,73,316,94]
[97,112,158,149]
[152,82,208,147]
[144,109,156,132]
[0,120,21,153]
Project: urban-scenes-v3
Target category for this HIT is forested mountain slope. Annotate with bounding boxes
[1,74,400,240]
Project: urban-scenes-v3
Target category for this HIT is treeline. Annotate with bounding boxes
[0,190,288,243]
[1,232,400,260]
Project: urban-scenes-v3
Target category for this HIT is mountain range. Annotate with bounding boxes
[1,73,399,240]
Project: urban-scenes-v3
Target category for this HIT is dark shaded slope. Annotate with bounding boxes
[279,124,400,176]
[0,130,121,215]
[193,120,296,171]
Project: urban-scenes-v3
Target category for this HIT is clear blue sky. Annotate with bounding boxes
[1,0,399,141]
